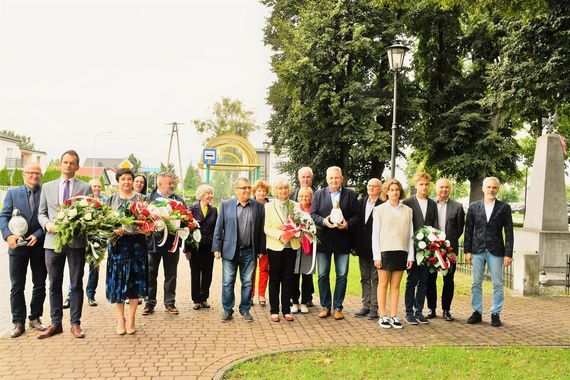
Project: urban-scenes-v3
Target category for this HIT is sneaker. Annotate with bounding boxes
[367,310,379,320]
[389,316,403,329]
[354,307,370,318]
[378,316,391,329]
[467,311,482,324]
[88,298,97,307]
[300,304,309,314]
[220,310,233,323]
[491,313,502,327]
[415,314,429,324]
[291,304,299,314]
[241,311,254,322]
[405,314,418,325]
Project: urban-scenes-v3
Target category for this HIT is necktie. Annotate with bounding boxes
[28,189,35,211]
[63,180,70,203]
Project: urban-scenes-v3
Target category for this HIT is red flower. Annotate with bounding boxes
[428,256,438,264]
[65,199,72,206]
[94,202,101,209]
[447,246,453,253]
[86,198,93,203]
[449,255,456,263]
[428,242,438,252]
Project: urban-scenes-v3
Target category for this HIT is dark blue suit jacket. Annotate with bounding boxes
[464,199,513,258]
[0,185,44,255]
[310,187,359,255]
[212,198,265,260]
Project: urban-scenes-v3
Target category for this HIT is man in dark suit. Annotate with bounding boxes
[0,163,47,338]
[354,178,383,320]
[403,172,439,325]
[426,178,465,321]
[310,166,359,320]
[143,172,186,316]
[213,177,265,323]
[38,150,92,339]
[465,176,513,327]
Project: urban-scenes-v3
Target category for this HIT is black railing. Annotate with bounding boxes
[455,246,513,289]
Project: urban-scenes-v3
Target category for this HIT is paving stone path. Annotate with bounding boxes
[1,242,569,379]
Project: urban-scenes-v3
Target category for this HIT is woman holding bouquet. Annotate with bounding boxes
[186,184,218,310]
[251,180,270,306]
[371,179,414,330]
[264,179,300,322]
[106,168,148,335]
[291,186,314,314]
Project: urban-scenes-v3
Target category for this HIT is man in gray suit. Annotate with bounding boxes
[37,150,92,339]
[213,178,265,323]
[426,178,465,321]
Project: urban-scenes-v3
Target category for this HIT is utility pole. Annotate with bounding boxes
[166,122,185,194]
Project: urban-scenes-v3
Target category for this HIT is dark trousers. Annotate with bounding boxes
[45,248,85,325]
[268,248,296,315]
[426,262,456,311]
[67,262,98,299]
[9,247,47,324]
[291,273,313,305]
[189,244,214,303]
[147,250,179,308]
[358,254,378,310]
[404,261,429,316]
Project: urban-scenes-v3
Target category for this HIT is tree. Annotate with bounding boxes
[0,168,11,186]
[262,0,416,188]
[127,153,143,174]
[0,130,35,150]
[11,168,24,186]
[41,167,61,183]
[183,163,201,191]
[193,97,260,141]
[211,171,232,206]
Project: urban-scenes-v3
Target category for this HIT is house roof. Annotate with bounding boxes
[83,158,124,167]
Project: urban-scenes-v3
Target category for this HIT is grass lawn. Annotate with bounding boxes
[225,346,570,379]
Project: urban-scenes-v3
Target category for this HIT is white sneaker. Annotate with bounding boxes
[291,304,299,314]
[389,316,403,329]
[300,304,309,314]
[378,316,391,329]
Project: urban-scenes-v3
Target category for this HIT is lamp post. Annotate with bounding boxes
[262,141,270,181]
[386,41,409,179]
[92,131,112,178]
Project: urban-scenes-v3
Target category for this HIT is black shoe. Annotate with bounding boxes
[88,298,98,307]
[220,310,233,323]
[491,313,502,327]
[142,306,154,315]
[241,311,254,322]
[354,308,370,318]
[367,310,379,320]
[426,309,436,319]
[62,298,70,309]
[443,310,454,321]
[415,314,429,324]
[467,311,482,324]
[306,301,314,307]
[405,314,418,325]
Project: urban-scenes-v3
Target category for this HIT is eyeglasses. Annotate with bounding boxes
[24,172,42,176]
[236,186,252,190]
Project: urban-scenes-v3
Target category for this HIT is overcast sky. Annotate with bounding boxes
[1,0,274,173]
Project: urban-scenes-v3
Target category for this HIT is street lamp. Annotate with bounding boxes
[386,41,409,179]
[92,131,112,178]
[262,141,270,181]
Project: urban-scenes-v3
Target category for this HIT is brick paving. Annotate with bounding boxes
[1,239,569,379]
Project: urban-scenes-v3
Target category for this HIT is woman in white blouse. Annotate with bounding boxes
[371,179,414,330]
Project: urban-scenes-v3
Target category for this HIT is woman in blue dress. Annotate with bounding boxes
[106,168,148,335]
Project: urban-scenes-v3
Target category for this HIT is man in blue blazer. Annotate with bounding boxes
[0,163,47,338]
[38,150,92,339]
[310,166,359,320]
[465,176,513,327]
[213,177,265,323]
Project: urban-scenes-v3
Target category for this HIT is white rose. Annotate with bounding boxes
[444,240,451,247]
[418,241,427,249]
[84,212,92,221]
[416,232,424,240]
[68,208,78,218]
[427,233,436,242]
[79,199,89,207]
[154,219,165,231]
[56,211,65,220]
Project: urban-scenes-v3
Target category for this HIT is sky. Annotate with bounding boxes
[1,0,275,174]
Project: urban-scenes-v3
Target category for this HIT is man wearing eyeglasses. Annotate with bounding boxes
[213,177,266,323]
[0,163,47,338]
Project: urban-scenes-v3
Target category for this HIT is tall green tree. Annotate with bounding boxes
[184,163,201,191]
[0,130,35,150]
[0,168,11,186]
[193,97,259,141]
[127,153,143,173]
[263,0,416,189]
[11,168,24,186]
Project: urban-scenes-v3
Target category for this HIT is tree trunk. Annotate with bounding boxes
[469,176,484,205]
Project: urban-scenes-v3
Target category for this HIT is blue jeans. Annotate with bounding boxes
[221,248,255,314]
[317,252,349,311]
[471,250,504,315]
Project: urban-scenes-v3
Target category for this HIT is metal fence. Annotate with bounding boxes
[455,246,513,289]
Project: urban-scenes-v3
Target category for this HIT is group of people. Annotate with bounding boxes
[1,150,513,339]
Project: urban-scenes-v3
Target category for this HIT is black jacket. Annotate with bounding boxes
[186,202,218,253]
[354,196,383,258]
[464,199,513,258]
[403,195,439,232]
